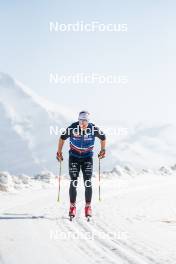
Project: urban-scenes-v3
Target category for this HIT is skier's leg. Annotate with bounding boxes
[82,157,93,204]
[69,156,80,204]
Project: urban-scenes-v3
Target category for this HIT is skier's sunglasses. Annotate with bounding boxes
[79,119,88,123]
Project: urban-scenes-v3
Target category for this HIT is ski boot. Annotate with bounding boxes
[69,203,76,221]
[85,203,92,222]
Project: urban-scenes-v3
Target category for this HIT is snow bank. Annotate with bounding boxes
[1,162,176,192]
[33,170,55,183]
[0,170,56,192]
[159,166,173,175]
[101,163,176,179]
[0,171,14,191]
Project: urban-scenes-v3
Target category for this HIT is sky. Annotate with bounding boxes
[0,0,174,126]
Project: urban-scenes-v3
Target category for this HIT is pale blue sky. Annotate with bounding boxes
[0,0,174,125]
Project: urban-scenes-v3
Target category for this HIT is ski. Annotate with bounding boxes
[68,215,91,222]
[69,215,75,221]
[86,216,91,222]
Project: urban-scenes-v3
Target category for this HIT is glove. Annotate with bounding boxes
[98,149,106,159]
[56,151,63,161]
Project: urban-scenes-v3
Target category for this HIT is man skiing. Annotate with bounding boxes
[56,111,106,219]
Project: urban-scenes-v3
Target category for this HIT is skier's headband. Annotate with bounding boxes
[78,111,90,122]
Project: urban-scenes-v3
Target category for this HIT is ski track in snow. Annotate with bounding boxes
[0,176,176,264]
[58,207,160,264]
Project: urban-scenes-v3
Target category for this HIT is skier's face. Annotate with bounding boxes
[79,120,88,129]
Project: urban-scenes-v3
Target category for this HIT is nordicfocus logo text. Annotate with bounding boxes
[49,21,128,32]
[49,125,129,137]
[49,73,128,85]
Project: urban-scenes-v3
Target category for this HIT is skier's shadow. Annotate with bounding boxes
[0,213,45,220]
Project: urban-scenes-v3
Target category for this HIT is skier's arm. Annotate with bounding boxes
[57,138,65,153]
[56,138,64,161]
[100,139,106,151]
[58,125,70,153]
[56,126,71,161]
[94,126,106,158]
[98,139,106,158]
[94,126,106,141]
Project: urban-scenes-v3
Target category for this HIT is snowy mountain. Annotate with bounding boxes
[108,122,176,169]
[0,72,73,174]
[1,72,176,174]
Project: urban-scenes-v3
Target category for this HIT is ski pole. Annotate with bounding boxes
[57,160,62,202]
[98,157,101,201]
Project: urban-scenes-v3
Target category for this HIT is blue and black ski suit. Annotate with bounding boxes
[60,122,106,203]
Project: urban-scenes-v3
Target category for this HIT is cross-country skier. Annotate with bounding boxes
[56,110,106,219]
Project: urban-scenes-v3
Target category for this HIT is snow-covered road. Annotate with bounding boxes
[0,174,176,264]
